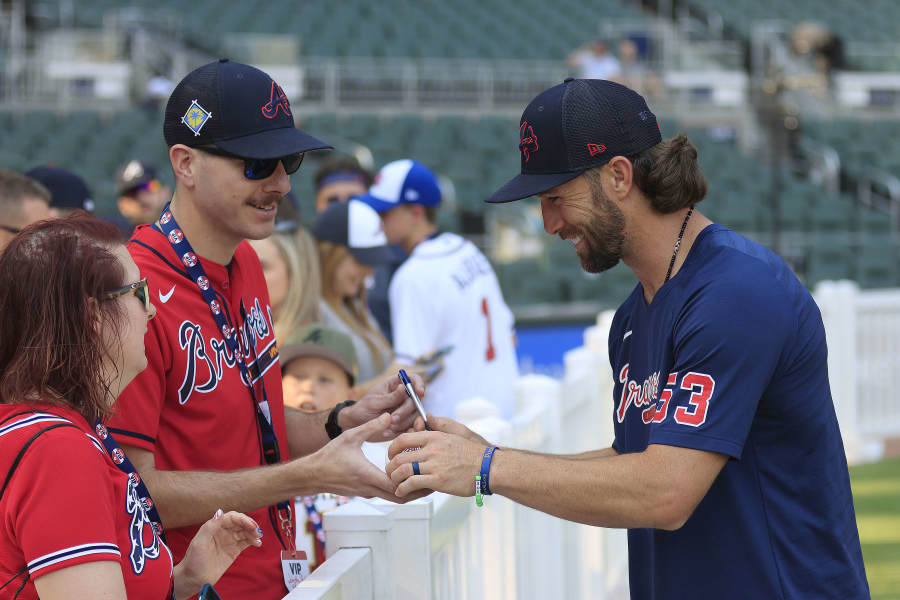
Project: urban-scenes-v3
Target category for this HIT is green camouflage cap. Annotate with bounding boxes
[279,324,359,384]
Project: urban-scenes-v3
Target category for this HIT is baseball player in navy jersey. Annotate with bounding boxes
[357,159,518,420]
[386,79,870,599]
[108,59,423,599]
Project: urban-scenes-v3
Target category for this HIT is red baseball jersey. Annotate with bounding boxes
[0,404,173,599]
[109,225,290,599]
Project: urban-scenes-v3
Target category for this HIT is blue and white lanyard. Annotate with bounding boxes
[156,204,294,545]
[93,421,169,545]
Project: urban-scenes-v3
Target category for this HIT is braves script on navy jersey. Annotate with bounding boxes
[109,224,289,600]
[609,224,869,600]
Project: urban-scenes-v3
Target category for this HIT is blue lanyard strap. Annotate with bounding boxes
[93,422,168,544]
[155,205,293,540]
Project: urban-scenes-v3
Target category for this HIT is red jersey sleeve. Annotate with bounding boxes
[5,427,121,580]
[107,314,167,451]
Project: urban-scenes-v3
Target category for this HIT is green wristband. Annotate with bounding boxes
[475,475,484,507]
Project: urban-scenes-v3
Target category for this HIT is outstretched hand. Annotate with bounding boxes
[174,510,263,599]
[312,413,418,503]
[385,415,490,498]
[345,371,426,441]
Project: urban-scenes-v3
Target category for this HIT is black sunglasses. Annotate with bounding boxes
[197,145,304,180]
[0,224,21,235]
[104,277,151,313]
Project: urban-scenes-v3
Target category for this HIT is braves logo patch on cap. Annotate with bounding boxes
[519,122,539,162]
[261,81,292,119]
[182,99,212,136]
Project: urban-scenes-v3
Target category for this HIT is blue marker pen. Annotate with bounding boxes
[398,369,432,430]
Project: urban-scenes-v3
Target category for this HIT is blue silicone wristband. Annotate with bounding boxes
[479,446,499,495]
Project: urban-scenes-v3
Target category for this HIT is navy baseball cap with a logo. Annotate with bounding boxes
[355,159,441,213]
[163,58,331,159]
[486,78,662,203]
[313,199,394,265]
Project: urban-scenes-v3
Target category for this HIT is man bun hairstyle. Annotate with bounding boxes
[629,134,707,213]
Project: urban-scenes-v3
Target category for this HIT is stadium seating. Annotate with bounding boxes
[48,0,648,61]
[686,0,899,46]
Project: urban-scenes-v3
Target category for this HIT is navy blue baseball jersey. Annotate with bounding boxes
[609,224,869,600]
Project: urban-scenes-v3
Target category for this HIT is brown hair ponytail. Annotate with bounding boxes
[629,134,707,213]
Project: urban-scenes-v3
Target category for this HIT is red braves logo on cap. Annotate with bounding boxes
[112,448,125,464]
[182,252,197,268]
[95,423,108,439]
[587,143,607,157]
[261,81,292,119]
[209,299,221,315]
[160,211,172,225]
[519,122,539,162]
[197,276,209,290]
[168,228,184,244]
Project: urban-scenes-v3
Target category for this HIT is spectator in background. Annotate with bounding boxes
[115,160,171,235]
[279,325,360,571]
[618,37,662,99]
[313,155,407,340]
[313,199,396,390]
[248,224,322,341]
[0,168,52,252]
[313,154,372,213]
[567,37,622,81]
[25,165,94,217]
[358,159,518,420]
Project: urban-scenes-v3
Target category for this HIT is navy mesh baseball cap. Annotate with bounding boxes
[163,58,331,159]
[486,78,662,203]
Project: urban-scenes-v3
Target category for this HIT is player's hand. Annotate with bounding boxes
[385,430,484,498]
[311,413,414,502]
[344,372,424,441]
[413,413,491,447]
[174,510,262,599]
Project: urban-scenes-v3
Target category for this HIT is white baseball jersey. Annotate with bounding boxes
[389,232,518,419]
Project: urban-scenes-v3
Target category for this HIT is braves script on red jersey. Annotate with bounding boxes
[0,405,173,599]
[109,224,289,599]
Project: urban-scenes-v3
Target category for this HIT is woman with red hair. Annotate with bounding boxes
[0,213,262,599]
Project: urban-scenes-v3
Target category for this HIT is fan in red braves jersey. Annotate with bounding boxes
[387,79,869,599]
[107,60,423,599]
[0,214,262,600]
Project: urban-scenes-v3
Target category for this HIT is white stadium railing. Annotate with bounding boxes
[284,281,897,599]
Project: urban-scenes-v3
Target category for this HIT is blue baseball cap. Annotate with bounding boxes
[486,78,662,203]
[163,58,332,160]
[355,159,441,213]
[25,166,94,212]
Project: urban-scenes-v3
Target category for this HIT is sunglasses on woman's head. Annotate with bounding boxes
[196,145,304,180]
[104,277,151,313]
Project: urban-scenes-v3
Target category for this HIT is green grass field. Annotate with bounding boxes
[851,457,900,599]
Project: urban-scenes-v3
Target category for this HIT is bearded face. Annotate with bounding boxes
[575,180,626,273]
